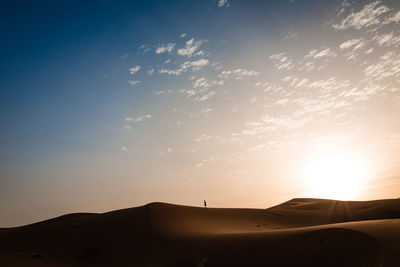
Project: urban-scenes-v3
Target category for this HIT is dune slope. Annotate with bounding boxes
[1,198,400,266]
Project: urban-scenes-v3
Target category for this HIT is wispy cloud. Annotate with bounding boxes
[241,115,312,138]
[137,44,150,54]
[304,47,336,59]
[364,51,400,81]
[180,77,222,102]
[195,155,221,168]
[340,38,365,50]
[158,69,180,75]
[344,83,386,101]
[147,68,154,76]
[295,47,337,71]
[339,38,367,60]
[373,32,400,47]
[155,43,176,54]
[125,114,152,122]
[285,31,298,39]
[218,68,260,80]
[385,10,400,24]
[177,38,204,57]
[159,58,209,75]
[128,80,140,85]
[269,52,295,71]
[129,66,141,75]
[195,133,241,145]
[218,0,230,8]
[333,1,391,30]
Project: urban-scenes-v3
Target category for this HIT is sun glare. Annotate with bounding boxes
[303,148,371,200]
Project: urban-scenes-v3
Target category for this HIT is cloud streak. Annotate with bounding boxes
[129,66,141,75]
[218,0,229,8]
[155,43,176,54]
[177,38,205,57]
[128,80,140,85]
[125,114,152,122]
[159,58,209,75]
[333,1,391,30]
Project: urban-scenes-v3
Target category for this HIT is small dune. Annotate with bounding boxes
[1,198,400,266]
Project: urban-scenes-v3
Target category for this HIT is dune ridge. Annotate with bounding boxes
[1,198,400,266]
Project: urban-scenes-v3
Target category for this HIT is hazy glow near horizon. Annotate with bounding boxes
[1,0,400,226]
[303,147,371,200]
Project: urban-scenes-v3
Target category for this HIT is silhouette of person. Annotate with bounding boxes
[204,200,207,208]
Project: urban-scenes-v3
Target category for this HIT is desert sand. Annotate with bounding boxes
[1,198,400,266]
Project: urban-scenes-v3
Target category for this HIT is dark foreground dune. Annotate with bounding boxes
[1,198,400,266]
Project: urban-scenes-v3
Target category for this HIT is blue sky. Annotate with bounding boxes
[1,0,400,226]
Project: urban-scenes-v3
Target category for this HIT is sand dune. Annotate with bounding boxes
[1,198,400,266]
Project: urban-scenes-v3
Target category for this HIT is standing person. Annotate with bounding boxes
[204,200,207,208]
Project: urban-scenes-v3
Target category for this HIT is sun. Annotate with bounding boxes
[302,148,371,200]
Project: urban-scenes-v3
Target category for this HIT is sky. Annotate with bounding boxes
[1,0,400,226]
